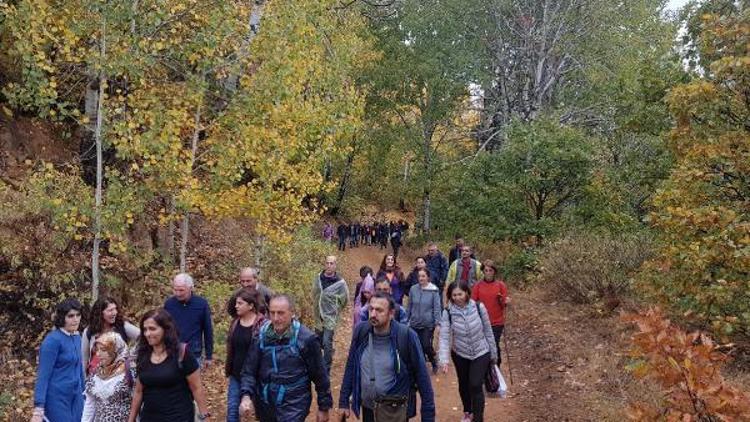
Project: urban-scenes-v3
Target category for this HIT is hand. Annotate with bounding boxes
[240,396,254,416]
[317,409,330,421]
[504,296,511,306]
[441,363,449,374]
[340,407,356,420]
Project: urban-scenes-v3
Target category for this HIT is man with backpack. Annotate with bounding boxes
[339,293,435,422]
[240,295,332,422]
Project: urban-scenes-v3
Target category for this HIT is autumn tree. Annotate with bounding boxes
[1,0,374,295]
[641,9,750,339]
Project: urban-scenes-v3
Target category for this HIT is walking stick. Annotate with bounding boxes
[503,306,516,385]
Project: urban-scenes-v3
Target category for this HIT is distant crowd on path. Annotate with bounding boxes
[31,235,509,422]
[322,219,409,258]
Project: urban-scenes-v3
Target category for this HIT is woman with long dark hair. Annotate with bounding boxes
[376,254,406,305]
[225,288,265,422]
[127,309,210,422]
[438,282,497,422]
[82,297,140,376]
[32,298,85,422]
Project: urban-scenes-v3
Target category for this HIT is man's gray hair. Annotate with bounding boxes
[240,267,259,278]
[173,273,194,288]
[269,294,296,312]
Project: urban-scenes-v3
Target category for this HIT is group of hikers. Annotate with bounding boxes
[32,235,509,422]
[323,220,409,258]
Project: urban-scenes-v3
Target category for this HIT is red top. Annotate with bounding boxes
[472,279,509,326]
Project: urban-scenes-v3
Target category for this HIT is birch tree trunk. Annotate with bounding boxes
[225,0,267,92]
[91,19,107,301]
[179,105,202,273]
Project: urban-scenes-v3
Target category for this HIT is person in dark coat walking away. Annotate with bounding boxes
[339,293,435,422]
[390,226,403,259]
[337,223,348,251]
[240,295,333,422]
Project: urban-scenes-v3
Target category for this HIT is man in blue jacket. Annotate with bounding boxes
[164,273,214,368]
[339,293,435,422]
[425,242,448,293]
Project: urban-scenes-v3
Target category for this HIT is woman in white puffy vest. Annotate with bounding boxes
[438,282,497,422]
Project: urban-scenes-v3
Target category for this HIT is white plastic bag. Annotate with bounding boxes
[496,365,508,398]
[488,364,508,398]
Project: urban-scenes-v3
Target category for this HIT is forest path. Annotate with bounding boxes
[204,242,633,421]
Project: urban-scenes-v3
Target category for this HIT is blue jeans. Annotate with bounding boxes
[227,376,241,422]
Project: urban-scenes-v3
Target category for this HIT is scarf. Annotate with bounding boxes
[95,332,128,380]
[461,258,472,282]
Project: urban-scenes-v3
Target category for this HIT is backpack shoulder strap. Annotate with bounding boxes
[395,324,412,378]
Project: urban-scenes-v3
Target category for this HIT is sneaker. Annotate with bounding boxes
[461,412,473,422]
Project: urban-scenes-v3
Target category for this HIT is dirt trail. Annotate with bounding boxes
[205,243,637,421]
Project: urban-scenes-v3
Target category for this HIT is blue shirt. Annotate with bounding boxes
[164,295,214,360]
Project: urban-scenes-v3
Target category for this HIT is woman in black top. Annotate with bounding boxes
[225,288,266,422]
[127,308,210,422]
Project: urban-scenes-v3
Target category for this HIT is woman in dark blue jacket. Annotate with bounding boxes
[32,298,85,422]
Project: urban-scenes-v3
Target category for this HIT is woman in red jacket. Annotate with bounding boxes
[471,260,510,363]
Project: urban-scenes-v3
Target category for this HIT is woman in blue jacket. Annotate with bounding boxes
[32,298,85,422]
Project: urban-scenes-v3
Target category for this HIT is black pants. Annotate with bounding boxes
[413,327,436,366]
[338,237,346,251]
[362,407,375,422]
[492,325,504,364]
[452,351,490,421]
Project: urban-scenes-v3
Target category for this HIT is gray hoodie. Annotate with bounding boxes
[438,299,497,365]
[406,282,441,329]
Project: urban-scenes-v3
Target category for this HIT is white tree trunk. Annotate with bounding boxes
[225,0,267,91]
[178,105,202,272]
[179,214,189,273]
[422,190,431,235]
[91,19,107,301]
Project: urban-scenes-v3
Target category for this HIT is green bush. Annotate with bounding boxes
[538,232,653,303]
